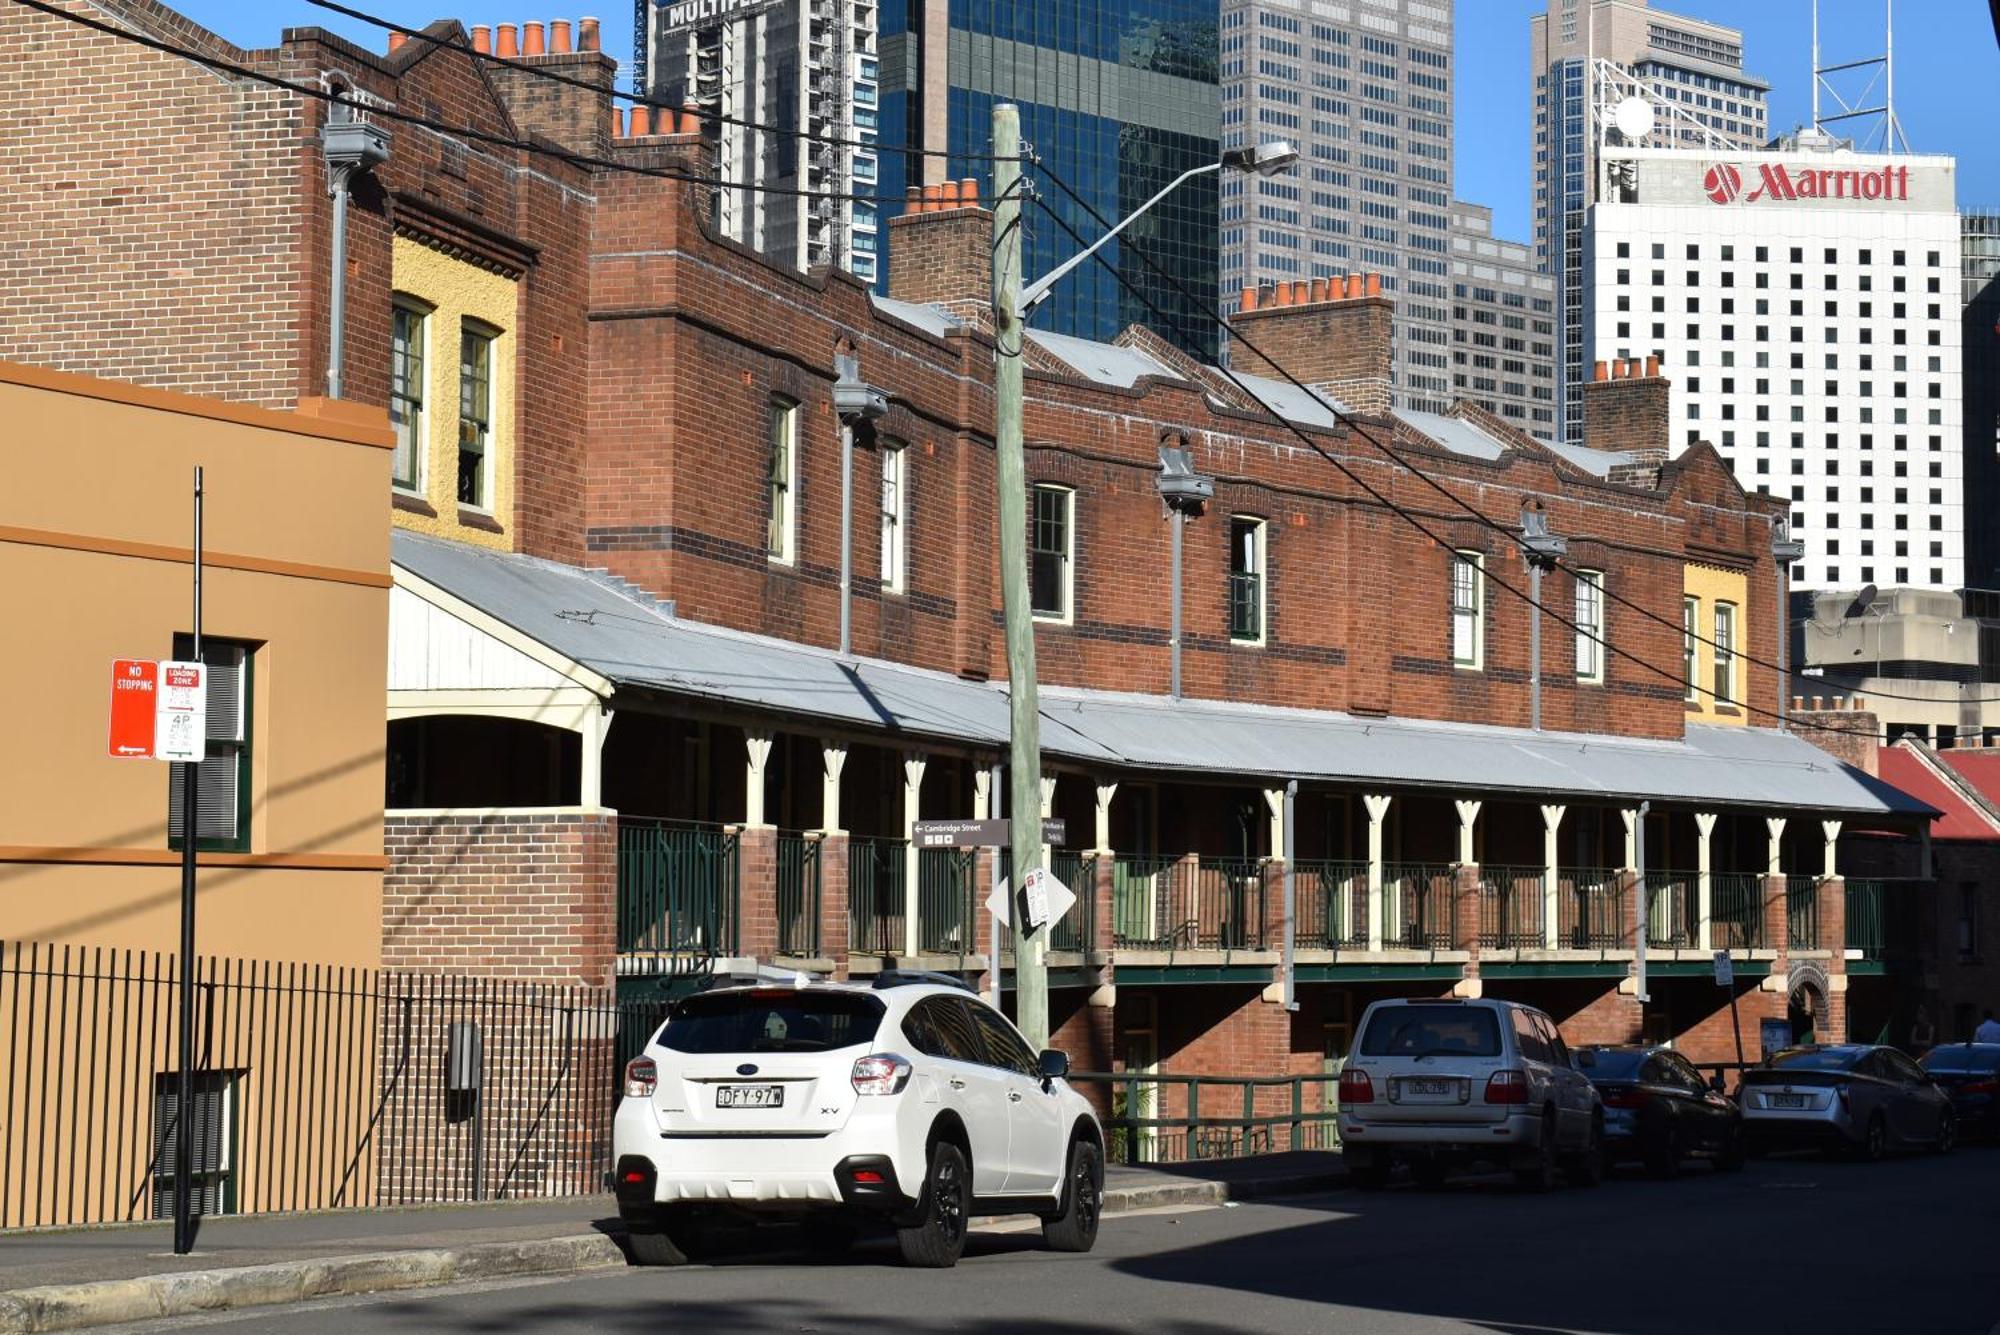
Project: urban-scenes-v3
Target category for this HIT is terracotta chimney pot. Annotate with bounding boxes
[1593,360,1609,381]
[578,16,600,50]
[628,104,652,136]
[550,19,572,52]
[471,24,491,53]
[1365,273,1382,297]
[1240,285,1260,312]
[523,21,545,54]
[611,106,626,138]
[496,22,519,57]
[940,179,961,208]
[1271,282,1293,308]
[1645,354,1661,378]
[388,31,406,52]
[960,178,979,205]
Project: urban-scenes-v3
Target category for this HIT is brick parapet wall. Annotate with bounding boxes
[383,811,616,986]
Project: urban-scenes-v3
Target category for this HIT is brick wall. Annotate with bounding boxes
[1793,699,1882,776]
[383,812,616,985]
[1580,358,1671,460]
[884,188,991,311]
[0,0,307,405]
[1228,279,1395,416]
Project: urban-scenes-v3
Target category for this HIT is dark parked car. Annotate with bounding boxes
[1919,1044,2000,1139]
[1739,1045,1955,1159]
[1576,1045,1744,1175]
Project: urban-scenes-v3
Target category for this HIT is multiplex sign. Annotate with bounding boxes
[658,0,780,31]
[1703,161,1911,206]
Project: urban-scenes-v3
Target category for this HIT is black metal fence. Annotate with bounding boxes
[0,941,671,1231]
[1068,1071,1340,1165]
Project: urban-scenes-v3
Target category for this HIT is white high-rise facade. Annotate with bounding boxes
[644,0,880,280]
[1586,140,1964,591]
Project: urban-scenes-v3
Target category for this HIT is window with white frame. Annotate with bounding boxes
[1683,596,1699,701]
[1713,601,1737,703]
[1030,484,1074,621]
[879,440,906,592]
[1451,551,1483,669]
[767,397,798,562]
[389,300,427,492]
[1228,516,1266,643]
[1574,569,1605,683]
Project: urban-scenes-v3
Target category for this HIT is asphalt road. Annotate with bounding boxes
[125,1149,2000,1335]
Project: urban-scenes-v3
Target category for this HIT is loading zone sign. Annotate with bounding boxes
[107,658,204,761]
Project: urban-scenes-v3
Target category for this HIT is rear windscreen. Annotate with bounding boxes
[658,990,884,1054]
[1358,1006,1502,1058]
[1923,1047,2000,1074]
[1769,1048,1864,1072]
[1577,1049,1648,1080]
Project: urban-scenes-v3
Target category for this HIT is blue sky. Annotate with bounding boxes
[167,0,1999,244]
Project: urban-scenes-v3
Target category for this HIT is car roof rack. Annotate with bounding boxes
[872,969,974,993]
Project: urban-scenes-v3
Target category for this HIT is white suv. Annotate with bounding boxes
[1338,998,1605,1191]
[612,971,1104,1268]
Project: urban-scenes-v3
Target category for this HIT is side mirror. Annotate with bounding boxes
[1038,1049,1071,1081]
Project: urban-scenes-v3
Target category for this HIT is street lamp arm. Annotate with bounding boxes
[1020,161,1222,316]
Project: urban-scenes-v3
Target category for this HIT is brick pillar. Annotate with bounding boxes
[1453,863,1483,994]
[735,824,778,963]
[1819,876,1849,1042]
[820,833,851,978]
[1763,875,1790,955]
[974,845,998,992]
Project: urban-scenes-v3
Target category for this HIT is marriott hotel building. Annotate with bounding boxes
[1585,135,1963,591]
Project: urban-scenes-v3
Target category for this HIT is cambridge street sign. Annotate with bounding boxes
[913,817,1067,849]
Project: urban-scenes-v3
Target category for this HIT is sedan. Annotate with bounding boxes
[1919,1043,2000,1140]
[1739,1045,1955,1159]
[1577,1045,1744,1175]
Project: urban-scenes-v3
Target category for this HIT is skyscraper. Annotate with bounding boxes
[1220,0,1453,411]
[641,0,880,281]
[1532,0,1767,443]
[1449,202,1558,440]
[1961,208,2000,585]
[877,0,1222,358]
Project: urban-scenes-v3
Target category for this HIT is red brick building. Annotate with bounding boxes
[2,0,1935,1113]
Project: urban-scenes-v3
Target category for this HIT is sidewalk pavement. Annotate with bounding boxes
[0,1153,1345,1332]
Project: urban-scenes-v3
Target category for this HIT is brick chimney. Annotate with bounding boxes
[1225,275,1394,416]
[886,181,991,315]
[1791,695,1882,777]
[480,14,619,155]
[607,103,715,215]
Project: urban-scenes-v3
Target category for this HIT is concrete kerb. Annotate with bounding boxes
[0,1168,1346,1332]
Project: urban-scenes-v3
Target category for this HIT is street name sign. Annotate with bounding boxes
[913,817,1067,849]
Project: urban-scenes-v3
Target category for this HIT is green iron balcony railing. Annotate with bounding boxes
[1712,873,1765,951]
[616,817,738,957]
[1478,865,1545,949]
[1292,860,1368,949]
[1845,879,1885,958]
[1383,863,1453,949]
[1787,875,1822,950]
[848,836,906,957]
[775,833,822,958]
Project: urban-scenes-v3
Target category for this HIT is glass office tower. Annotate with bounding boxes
[879,0,1222,359]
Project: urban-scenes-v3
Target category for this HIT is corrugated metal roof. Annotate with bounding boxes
[1538,438,1641,479]
[1222,372,1350,427]
[392,533,1931,820]
[1025,329,1179,388]
[869,294,961,338]
[1878,747,2000,841]
[1399,410,1509,462]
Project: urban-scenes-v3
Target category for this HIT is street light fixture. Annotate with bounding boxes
[1157,437,1214,701]
[833,349,886,659]
[1519,502,1568,733]
[1019,140,1300,318]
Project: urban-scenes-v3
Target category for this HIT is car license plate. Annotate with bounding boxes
[1770,1093,1808,1109]
[716,1084,783,1109]
[1408,1078,1455,1097]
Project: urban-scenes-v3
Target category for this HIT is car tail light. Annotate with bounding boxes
[623,1056,657,1099]
[1835,1084,1851,1110]
[1600,1086,1644,1109]
[1484,1070,1530,1105]
[1962,1079,1998,1097]
[851,1053,913,1096]
[1338,1068,1374,1105]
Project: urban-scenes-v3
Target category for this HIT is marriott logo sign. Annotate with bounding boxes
[1702,162,1911,206]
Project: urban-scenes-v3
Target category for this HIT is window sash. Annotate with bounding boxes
[1030,486,1071,618]
[879,443,904,590]
[1713,603,1736,702]
[390,306,425,491]
[457,329,493,508]
[768,400,796,560]
[1451,552,1482,666]
[1575,571,1604,681]
[166,640,252,852]
[1229,518,1264,642]
[1682,597,1699,700]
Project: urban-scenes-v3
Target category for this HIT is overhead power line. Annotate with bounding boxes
[1031,160,2000,712]
[303,0,1013,163]
[1024,186,1879,740]
[7,0,918,204]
